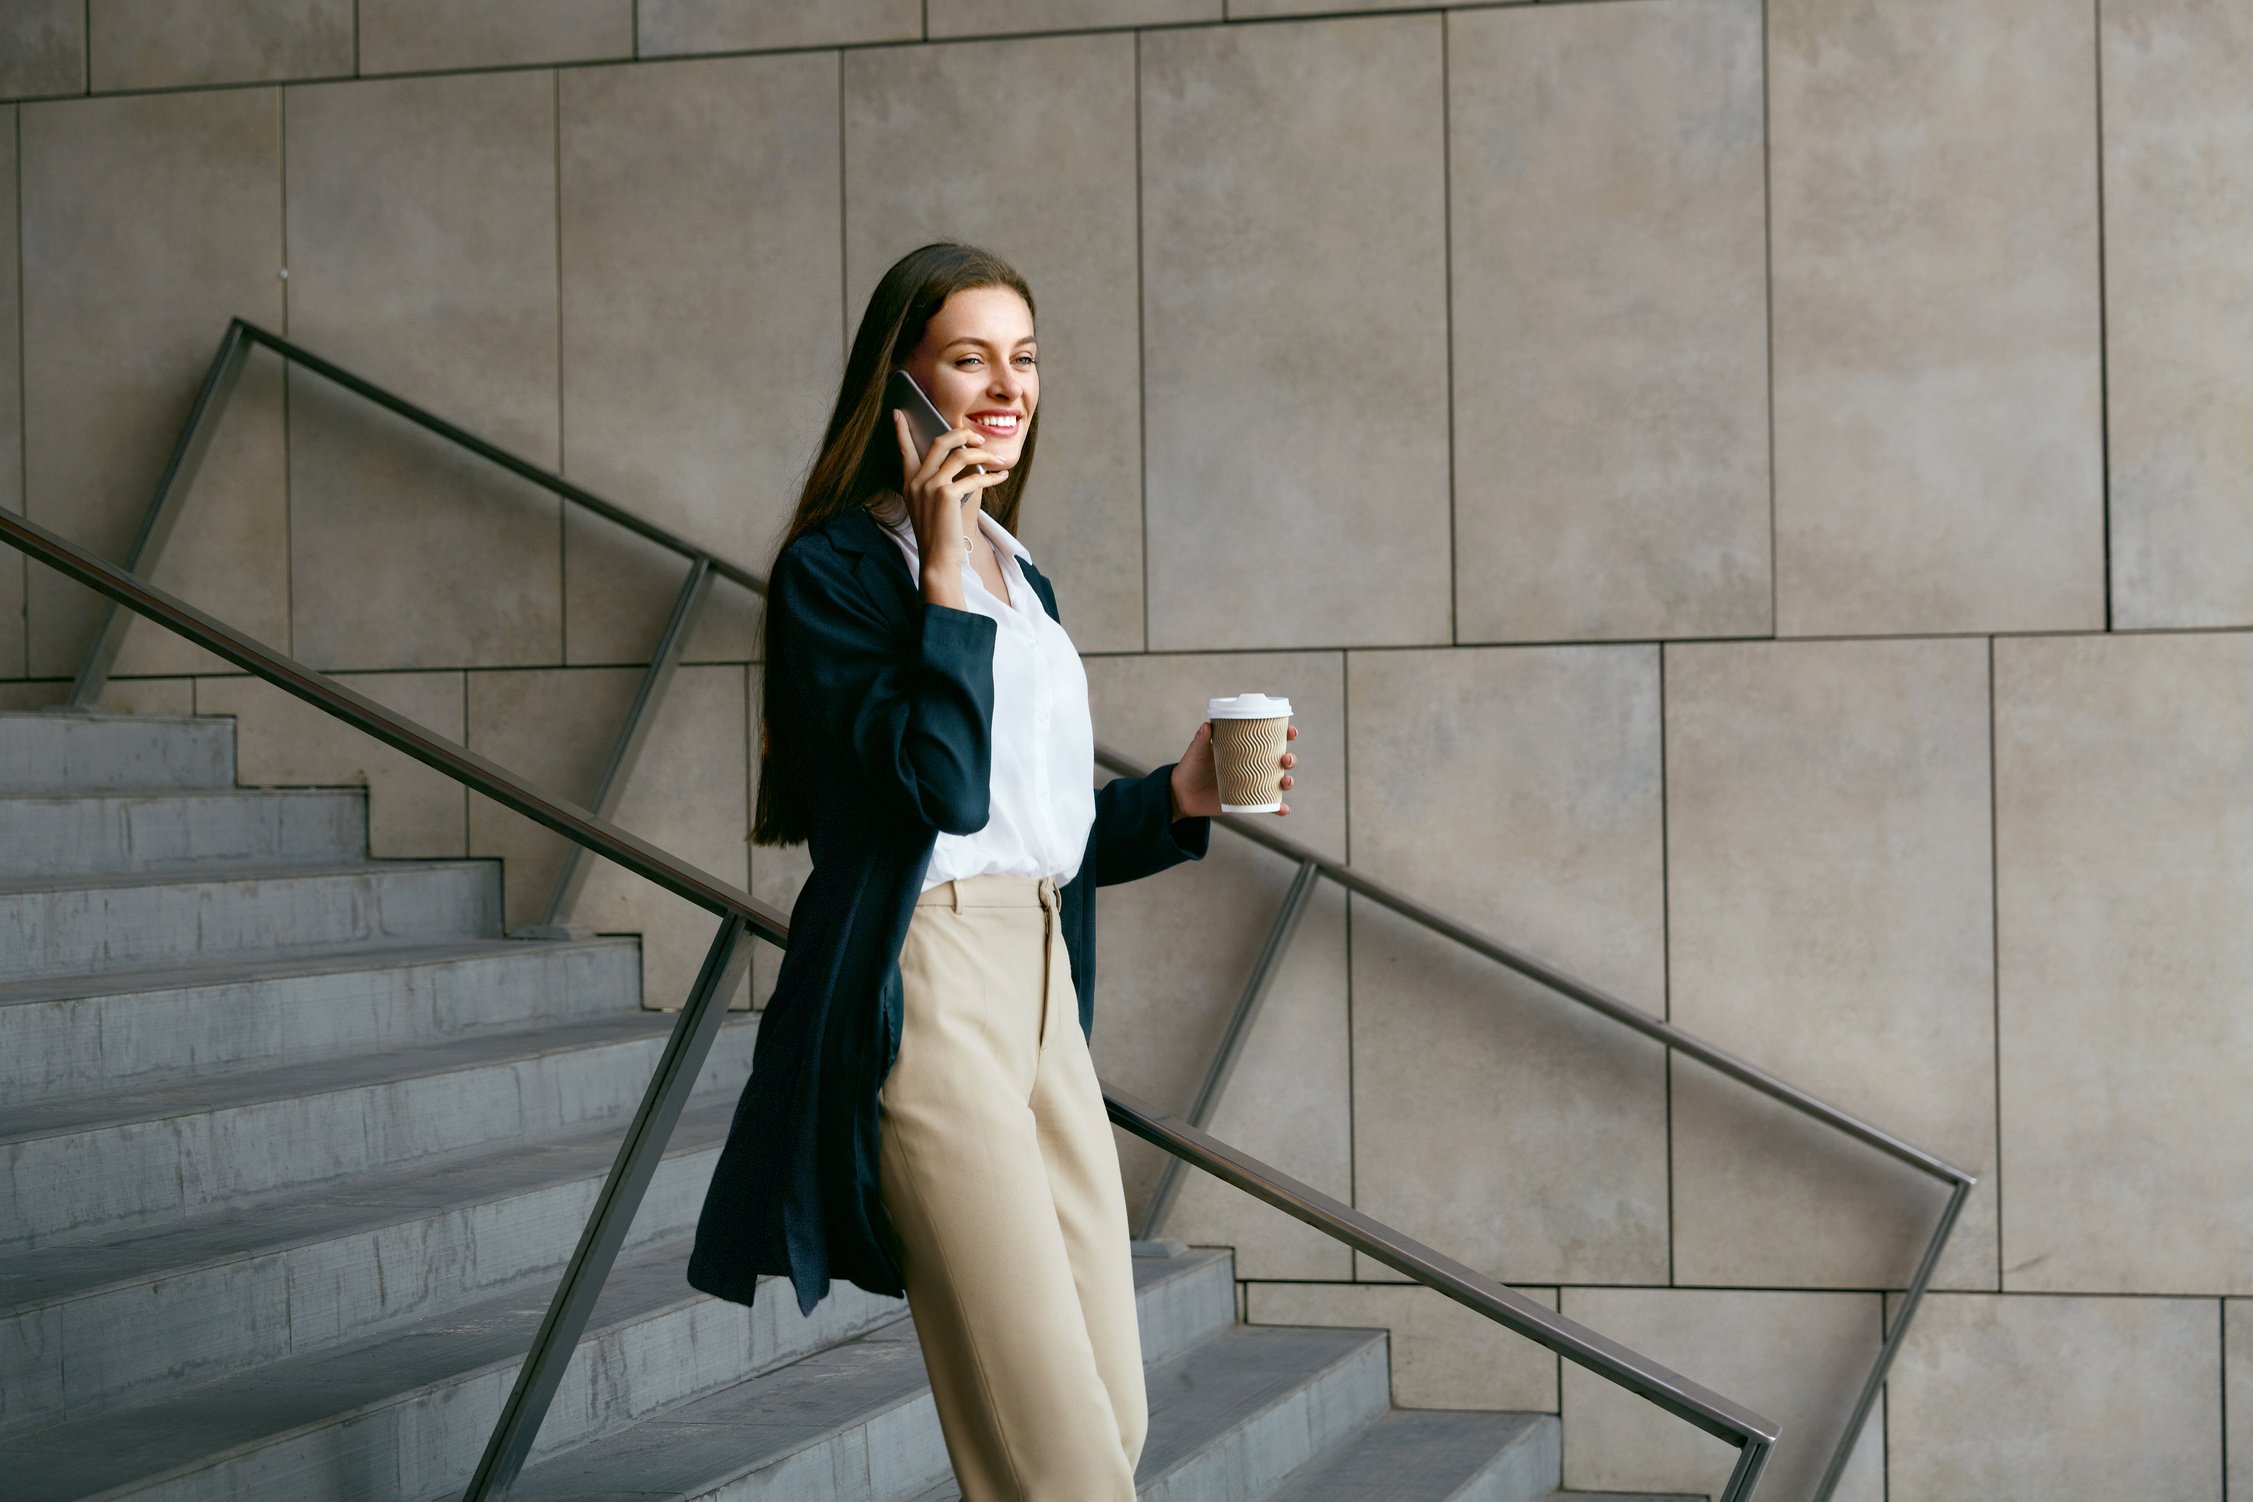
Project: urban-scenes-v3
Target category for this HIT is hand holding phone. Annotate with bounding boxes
[884,368,1009,603]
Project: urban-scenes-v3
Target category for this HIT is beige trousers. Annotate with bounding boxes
[875,872,1148,1501]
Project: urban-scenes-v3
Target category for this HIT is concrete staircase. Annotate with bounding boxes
[0,710,1697,1502]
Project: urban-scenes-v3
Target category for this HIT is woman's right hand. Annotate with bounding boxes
[892,409,1008,609]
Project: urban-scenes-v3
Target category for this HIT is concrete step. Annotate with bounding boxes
[854,1319,1395,1502]
[511,1251,1349,1502]
[0,1094,735,1430]
[0,1009,759,1249]
[7,1241,1237,1502]
[0,935,642,1106]
[0,711,235,794]
[0,785,367,878]
[0,859,502,982]
[1267,1411,1560,1502]
[1543,1495,1706,1501]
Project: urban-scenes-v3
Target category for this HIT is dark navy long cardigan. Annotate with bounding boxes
[687,502,1212,1318]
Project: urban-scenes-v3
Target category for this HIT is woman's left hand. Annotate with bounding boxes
[1169,721,1296,819]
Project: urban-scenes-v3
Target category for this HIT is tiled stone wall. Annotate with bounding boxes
[3,3,2247,1497]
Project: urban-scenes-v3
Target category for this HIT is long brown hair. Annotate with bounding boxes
[750,241,1041,847]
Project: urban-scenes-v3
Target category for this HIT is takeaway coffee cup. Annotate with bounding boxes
[1206,693,1294,813]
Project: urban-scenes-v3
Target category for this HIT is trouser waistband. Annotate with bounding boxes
[916,873,1060,911]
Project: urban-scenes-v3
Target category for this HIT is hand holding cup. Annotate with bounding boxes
[1168,694,1297,819]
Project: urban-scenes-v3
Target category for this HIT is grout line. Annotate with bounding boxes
[1134,31,1149,656]
[2093,0,2113,632]
[8,12,1581,107]
[13,105,27,677]
[1340,649,1355,1273]
[1880,1363,1891,1501]
[1440,12,1456,649]
[1987,634,2004,1293]
[2220,1298,2231,1502]
[277,87,293,658]
[1073,621,2249,659]
[1659,645,1675,1287]
[553,68,568,664]
[1760,0,1779,636]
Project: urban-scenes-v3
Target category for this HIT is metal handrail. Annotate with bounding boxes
[41,315,1971,1498]
[5,509,1780,1494]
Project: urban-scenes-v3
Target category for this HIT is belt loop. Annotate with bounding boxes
[949,878,962,913]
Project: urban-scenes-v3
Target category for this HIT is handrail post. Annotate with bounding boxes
[521,555,713,938]
[1807,1173,1971,1502]
[459,913,753,1501]
[1719,1433,1774,1502]
[59,322,253,711]
[1138,855,1321,1239]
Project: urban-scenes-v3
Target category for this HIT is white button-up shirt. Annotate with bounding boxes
[871,501,1097,892]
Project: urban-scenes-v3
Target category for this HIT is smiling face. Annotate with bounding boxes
[900,284,1039,468]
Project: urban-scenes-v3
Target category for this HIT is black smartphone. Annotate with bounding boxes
[884,367,986,479]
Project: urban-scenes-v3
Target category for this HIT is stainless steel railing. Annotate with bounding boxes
[5,495,1780,1501]
[13,313,1985,1498]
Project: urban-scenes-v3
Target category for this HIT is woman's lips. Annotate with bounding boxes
[969,413,1020,440]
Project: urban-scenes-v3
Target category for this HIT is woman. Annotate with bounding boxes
[687,241,1298,1499]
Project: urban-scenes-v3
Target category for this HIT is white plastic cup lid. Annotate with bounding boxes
[1207,692,1293,719]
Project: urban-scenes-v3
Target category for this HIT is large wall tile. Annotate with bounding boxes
[846,31,1144,655]
[1081,650,1348,1276]
[1768,0,2104,636]
[20,89,288,680]
[0,2,84,100]
[637,0,919,56]
[285,70,558,461]
[1559,1287,1882,1502]
[560,51,840,666]
[194,671,467,857]
[287,375,562,671]
[88,1,351,91]
[2102,0,2253,629]
[464,665,638,931]
[928,1,1217,39]
[0,676,191,714]
[0,106,22,681]
[359,0,631,74]
[1449,0,1769,644]
[1995,633,2253,1294]
[580,663,751,1011]
[1141,16,1451,651]
[468,664,749,1010]
[1666,639,1996,1291]
[1887,1293,2221,1500]
[1247,1281,1559,1413]
[284,72,562,671]
[1347,646,1668,1286]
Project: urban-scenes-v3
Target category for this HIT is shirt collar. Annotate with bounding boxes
[873,499,1032,564]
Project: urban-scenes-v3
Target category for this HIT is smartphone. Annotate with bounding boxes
[884,368,986,479]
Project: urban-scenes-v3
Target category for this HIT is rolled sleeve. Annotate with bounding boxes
[1091,760,1211,887]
